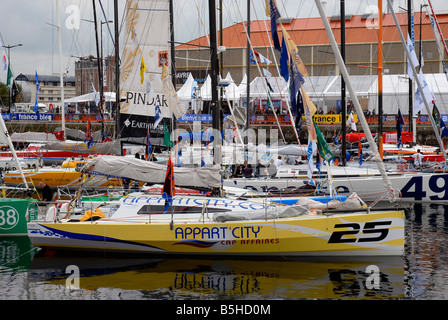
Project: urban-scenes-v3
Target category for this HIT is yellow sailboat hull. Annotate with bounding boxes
[3,170,123,189]
[28,209,405,257]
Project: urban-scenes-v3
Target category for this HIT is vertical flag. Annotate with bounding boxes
[161,63,187,118]
[347,112,357,131]
[154,103,163,127]
[396,108,405,147]
[140,56,147,85]
[407,33,419,79]
[34,71,40,112]
[301,86,317,142]
[85,120,94,149]
[163,123,173,147]
[281,24,309,78]
[358,140,363,166]
[145,127,152,160]
[280,37,289,82]
[313,121,334,162]
[415,69,434,115]
[11,80,18,103]
[91,83,99,106]
[333,131,338,145]
[289,57,305,117]
[250,49,272,65]
[162,155,175,213]
[269,0,281,51]
[432,104,448,138]
[0,39,7,73]
[6,65,13,88]
[306,140,315,180]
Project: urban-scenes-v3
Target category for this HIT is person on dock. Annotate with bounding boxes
[412,149,424,170]
[39,181,54,203]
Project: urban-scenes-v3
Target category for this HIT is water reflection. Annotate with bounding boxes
[404,204,448,299]
[26,251,404,300]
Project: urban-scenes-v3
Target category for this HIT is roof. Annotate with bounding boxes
[15,73,76,83]
[176,11,448,49]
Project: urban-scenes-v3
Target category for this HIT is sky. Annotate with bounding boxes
[0,0,447,85]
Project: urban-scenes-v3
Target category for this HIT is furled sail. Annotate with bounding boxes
[81,155,222,188]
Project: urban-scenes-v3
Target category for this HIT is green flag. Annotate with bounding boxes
[163,123,173,147]
[6,65,13,88]
[432,104,441,129]
[313,120,334,162]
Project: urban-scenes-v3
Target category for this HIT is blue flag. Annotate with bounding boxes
[280,37,289,81]
[396,108,405,148]
[34,71,39,112]
[145,128,152,160]
[290,57,305,117]
[442,119,448,138]
[269,0,281,51]
[154,104,163,127]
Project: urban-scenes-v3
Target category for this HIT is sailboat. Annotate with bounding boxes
[27,0,405,257]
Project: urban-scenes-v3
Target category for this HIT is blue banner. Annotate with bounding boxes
[2,113,54,121]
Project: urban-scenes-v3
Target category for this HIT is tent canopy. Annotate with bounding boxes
[64,92,116,104]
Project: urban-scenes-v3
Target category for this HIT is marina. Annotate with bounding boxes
[1,0,448,306]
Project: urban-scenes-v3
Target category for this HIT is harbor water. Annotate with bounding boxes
[0,203,447,300]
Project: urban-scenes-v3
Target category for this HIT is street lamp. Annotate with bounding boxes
[2,43,22,113]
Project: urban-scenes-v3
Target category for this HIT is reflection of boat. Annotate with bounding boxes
[28,252,404,299]
[0,236,36,270]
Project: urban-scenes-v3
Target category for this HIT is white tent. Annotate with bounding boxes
[200,75,212,101]
[64,92,116,104]
[177,73,199,112]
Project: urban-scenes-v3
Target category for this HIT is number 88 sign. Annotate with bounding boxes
[0,206,20,230]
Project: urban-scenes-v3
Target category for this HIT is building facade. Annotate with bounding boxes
[15,73,76,110]
[74,55,116,96]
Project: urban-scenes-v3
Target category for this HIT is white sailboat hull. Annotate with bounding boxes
[224,172,448,203]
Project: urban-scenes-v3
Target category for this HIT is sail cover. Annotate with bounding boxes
[119,0,176,141]
[81,156,222,188]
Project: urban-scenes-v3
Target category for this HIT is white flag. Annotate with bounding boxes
[407,33,419,79]
[414,69,435,114]
[419,69,434,104]
[0,39,8,74]
[414,88,425,114]
[306,140,316,180]
[347,112,357,131]
[91,83,99,107]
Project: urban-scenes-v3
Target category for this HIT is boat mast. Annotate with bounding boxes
[246,0,250,153]
[209,0,221,166]
[92,0,106,141]
[56,0,66,140]
[387,0,448,161]
[113,0,120,145]
[314,0,396,201]
[340,0,347,166]
[378,0,383,160]
[408,0,414,146]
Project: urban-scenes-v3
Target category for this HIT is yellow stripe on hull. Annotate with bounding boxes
[28,210,405,257]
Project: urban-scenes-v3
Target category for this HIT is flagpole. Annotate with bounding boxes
[387,0,447,161]
[56,0,66,140]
